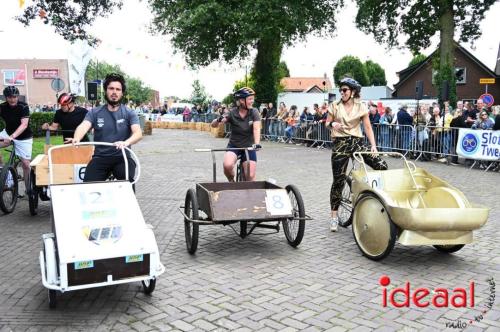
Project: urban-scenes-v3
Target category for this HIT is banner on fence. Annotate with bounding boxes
[161,114,183,122]
[457,129,500,160]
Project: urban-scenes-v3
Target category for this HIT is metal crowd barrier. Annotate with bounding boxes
[222,119,498,171]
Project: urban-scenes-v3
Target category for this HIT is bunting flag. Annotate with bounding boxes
[93,40,254,74]
[19,0,25,8]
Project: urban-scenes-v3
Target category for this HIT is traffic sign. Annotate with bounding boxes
[51,78,65,92]
[479,93,494,107]
[479,78,495,84]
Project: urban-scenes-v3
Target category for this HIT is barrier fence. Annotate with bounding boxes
[147,114,499,171]
[236,119,499,171]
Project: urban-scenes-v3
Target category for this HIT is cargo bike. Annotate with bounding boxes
[337,152,489,261]
[39,142,165,308]
[180,147,311,254]
[27,130,94,216]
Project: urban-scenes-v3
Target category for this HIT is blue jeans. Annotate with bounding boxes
[285,125,295,139]
[442,131,451,155]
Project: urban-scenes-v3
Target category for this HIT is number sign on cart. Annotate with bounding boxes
[265,189,292,216]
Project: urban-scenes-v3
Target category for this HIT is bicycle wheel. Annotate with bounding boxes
[0,165,19,214]
[28,169,39,216]
[337,177,353,227]
[184,189,199,254]
[283,184,305,247]
[352,192,397,261]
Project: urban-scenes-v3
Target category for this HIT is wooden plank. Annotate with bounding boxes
[46,146,94,164]
[34,154,86,185]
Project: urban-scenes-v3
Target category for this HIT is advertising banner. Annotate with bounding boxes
[456,128,500,161]
[33,69,59,79]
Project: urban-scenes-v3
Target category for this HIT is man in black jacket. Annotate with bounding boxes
[396,105,413,154]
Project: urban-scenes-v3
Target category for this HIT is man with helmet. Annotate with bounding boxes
[0,86,33,189]
[211,87,262,181]
[326,77,388,231]
[41,92,89,142]
[69,73,142,182]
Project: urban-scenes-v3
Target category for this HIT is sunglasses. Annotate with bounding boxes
[339,88,350,93]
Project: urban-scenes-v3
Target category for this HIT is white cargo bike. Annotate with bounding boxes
[39,142,165,308]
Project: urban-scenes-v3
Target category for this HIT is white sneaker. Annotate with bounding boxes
[330,217,338,232]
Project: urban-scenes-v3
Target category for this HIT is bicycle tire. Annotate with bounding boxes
[0,165,19,214]
[337,177,353,227]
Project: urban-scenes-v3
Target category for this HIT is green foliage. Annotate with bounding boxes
[364,60,387,86]
[85,60,125,82]
[278,61,290,79]
[409,53,427,67]
[19,1,343,108]
[29,112,56,137]
[354,0,494,106]
[333,56,369,86]
[0,112,55,138]
[84,60,153,105]
[355,0,497,53]
[432,56,457,107]
[190,80,211,105]
[125,77,153,105]
[221,94,234,106]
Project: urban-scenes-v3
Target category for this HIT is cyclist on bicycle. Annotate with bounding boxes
[0,86,33,189]
[68,73,142,182]
[326,78,388,231]
[211,87,262,181]
[41,93,89,142]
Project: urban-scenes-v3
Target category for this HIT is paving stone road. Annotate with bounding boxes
[0,129,498,331]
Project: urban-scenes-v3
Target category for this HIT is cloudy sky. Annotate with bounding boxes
[1,0,499,100]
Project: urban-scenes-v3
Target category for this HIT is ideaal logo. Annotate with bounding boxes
[380,275,475,308]
[379,276,496,329]
[461,133,479,154]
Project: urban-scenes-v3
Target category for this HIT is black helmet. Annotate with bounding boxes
[233,87,255,99]
[3,86,19,98]
[339,77,361,92]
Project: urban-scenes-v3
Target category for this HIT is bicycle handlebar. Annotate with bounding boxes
[195,147,259,152]
[47,142,141,186]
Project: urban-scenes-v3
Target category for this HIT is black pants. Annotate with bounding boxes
[84,156,136,183]
[330,136,388,210]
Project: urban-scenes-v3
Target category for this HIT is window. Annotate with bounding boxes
[455,67,466,84]
[431,67,467,85]
[2,69,25,86]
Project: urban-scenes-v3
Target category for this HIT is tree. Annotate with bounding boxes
[364,60,387,86]
[354,0,497,105]
[125,77,153,105]
[84,60,152,105]
[19,1,343,105]
[278,61,290,79]
[190,80,211,105]
[333,56,369,86]
[85,60,124,83]
[409,53,427,67]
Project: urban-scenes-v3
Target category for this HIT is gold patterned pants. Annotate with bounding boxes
[330,136,388,210]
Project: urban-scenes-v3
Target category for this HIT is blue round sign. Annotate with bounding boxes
[461,133,479,154]
[479,93,494,107]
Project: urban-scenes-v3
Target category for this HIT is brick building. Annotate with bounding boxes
[392,42,500,105]
[0,59,70,106]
